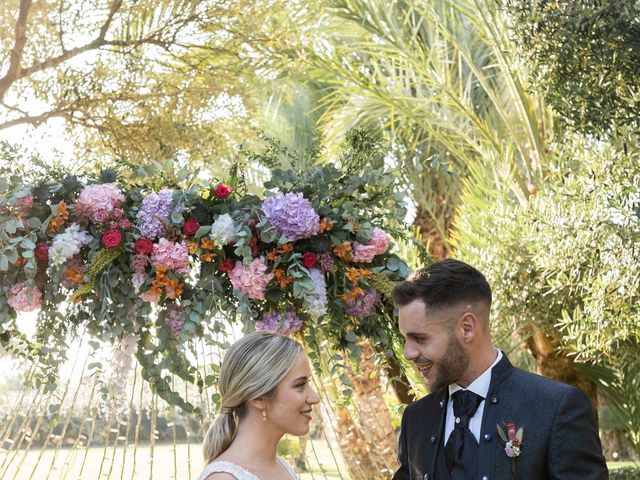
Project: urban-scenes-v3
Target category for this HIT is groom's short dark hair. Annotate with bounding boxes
[392,259,492,311]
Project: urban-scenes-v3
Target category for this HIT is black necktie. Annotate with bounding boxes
[444,390,484,477]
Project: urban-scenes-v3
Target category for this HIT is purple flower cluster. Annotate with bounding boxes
[256,310,302,335]
[165,304,185,338]
[262,192,319,241]
[137,189,177,239]
[345,288,380,318]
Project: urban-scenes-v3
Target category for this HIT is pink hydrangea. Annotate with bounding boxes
[151,239,189,274]
[352,228,390,263]
[228,257,274,300]
[7,283,42,312]
[74,183,125,223]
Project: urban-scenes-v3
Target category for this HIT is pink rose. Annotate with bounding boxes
[118,218,131,230]
[94,209,109,223]
[112,208,123,219]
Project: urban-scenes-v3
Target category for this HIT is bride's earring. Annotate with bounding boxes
[262,409,267,422]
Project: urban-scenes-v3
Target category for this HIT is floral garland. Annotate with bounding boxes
[0,141,418,413]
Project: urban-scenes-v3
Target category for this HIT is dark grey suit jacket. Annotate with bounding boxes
[392,354,609,480]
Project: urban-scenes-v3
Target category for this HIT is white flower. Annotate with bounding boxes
[209,213,239,245]
[305,268,328,319]
[49,223,93,267]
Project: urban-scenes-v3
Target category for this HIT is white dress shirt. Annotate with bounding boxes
[444,349,503,444]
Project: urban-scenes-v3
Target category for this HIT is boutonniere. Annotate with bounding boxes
[496,422,523,477]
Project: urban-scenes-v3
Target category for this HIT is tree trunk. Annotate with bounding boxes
[523,323,599,414]
[413,202,452,260]
[334,341,399,479]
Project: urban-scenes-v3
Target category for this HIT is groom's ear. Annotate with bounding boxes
[459,312,480,342]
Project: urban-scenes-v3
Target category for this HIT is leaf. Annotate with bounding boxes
[0,255,8,271]
[496,424,508,443]
[171,211,184,224]
[4,220,17,234]
[516,427,523,442]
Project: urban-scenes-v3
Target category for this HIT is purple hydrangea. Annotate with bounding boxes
[165,304,185,338]
[345,288,380,318]
[262,192,319,241]
[256,310,303,335]
[137,189,179,240]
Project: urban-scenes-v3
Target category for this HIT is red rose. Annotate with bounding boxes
[214,184,233,199]
[102,230,122,248]
[34,244,49,263]
[218,258,235,273]
[302,252,317,269]
[182,218,200,236]
[134,237,154,255]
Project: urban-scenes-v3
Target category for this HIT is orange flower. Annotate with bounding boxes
[201,252,217,262]
[340,286,364,301]
[273,268,294,288]
[48,201,69,233]
[319,218,334,233]
[278,243,293,254]
[15,257,28,268]
[187,240,199,254]
[332,241,352,260]
[64,264,84,284]
[346,267,372,283]
[200,237,216,250]
[267,249,280,263]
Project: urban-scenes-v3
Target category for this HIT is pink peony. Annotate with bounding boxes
[352,228,390,263]
[75,183,125,223]
[228,257,274,300]
[7,283,42,312]
[151,238,189,274]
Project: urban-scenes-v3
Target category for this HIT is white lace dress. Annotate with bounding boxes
[197,457,298,480]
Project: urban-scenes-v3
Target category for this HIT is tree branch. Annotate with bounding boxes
[0,0,33,102]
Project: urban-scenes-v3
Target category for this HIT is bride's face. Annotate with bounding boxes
[265,352,320,436]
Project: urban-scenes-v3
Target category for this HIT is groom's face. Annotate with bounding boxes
[398,299,469,391]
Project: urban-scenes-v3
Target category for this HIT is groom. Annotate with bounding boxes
[391,259,608,480]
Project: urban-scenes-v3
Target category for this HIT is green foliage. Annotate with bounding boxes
[454,129,640,454]
[503,0,640,134]
[300,0,554,253]
[609,465,640,480]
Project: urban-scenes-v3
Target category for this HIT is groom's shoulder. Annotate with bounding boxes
[405,388,446,417]
[508,365,584,399]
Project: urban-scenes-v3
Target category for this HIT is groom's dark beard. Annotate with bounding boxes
[431,332,470,391]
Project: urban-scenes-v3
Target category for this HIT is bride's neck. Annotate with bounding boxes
[228,416,281,463]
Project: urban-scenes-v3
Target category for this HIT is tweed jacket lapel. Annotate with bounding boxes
[420,388,448,480]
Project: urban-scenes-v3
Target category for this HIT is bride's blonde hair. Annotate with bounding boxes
[202,331,303,464]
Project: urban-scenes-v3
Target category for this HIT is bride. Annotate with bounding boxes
[198,331,320,480]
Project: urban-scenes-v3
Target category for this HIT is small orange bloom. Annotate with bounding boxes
[201,252,217,262]
[267,249,279,263]
[48,201,69,233]
[15,257,28,268]
[273,268,294,288]
[332,241,352,260]
[64,264,84,284]
[319,218,335,233]
[278,243,293,254]
[200,238,216,250]
[187,240,199,254]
